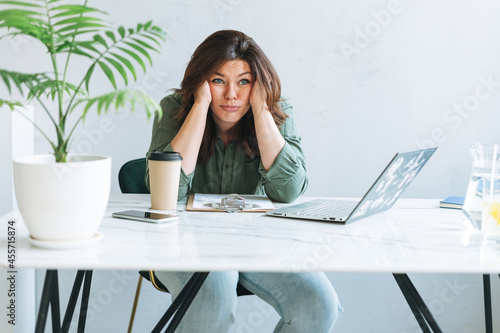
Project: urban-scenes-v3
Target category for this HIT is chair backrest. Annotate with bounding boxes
[118,158,150,194]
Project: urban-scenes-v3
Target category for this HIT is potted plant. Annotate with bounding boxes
[0,0,165,242]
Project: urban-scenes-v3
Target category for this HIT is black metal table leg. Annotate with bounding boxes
[483,274,493,333]
[399,274,442,333]
[50,272,61,333]
[62,271,85,332]
[164,272,209,333]
[393,273,442,333]
[35,270,59,333]
[394,274,431,333]
[78,271,93,333]
[36,270,93,333]
[151,272,210,333]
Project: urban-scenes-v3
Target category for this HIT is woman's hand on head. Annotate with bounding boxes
[250,80,268,115]
[194,81,212,107]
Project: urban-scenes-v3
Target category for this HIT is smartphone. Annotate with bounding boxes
[112,210,178,223]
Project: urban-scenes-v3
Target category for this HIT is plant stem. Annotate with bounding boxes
[44,0,66,161]
[61,0,89,125]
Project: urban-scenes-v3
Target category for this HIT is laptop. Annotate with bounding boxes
[265,147,437,224]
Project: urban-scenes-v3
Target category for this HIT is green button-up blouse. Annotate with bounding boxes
[146,93,308,203]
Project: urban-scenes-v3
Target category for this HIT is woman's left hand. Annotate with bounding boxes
[250,77,285,171]
[250,80,268,115]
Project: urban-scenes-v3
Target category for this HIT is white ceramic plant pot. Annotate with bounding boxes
[13,154,111,241]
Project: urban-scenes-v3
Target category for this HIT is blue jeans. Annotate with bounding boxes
[154,271,343,332]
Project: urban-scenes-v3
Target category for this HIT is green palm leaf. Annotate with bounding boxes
[53,16,102,26]
[110,52,136,80]
[97,61,116,89]
[50,4,106,18]
[0,98,22,110]
[28,79,86,100]
[130,37,157,51]
[0,8,47,41]
[105,30,116,43]
[138,32,164,47]
[0,69,49,95]
[1,0,166,162]
[124,41,152,65]
[55,22,107,34]
[0,1,42,8]
[104,57,128,85]
[61,22,166,90]
[56,40,99,54]
[93,34,108,47]
[0,1,108,51]
[74,89,161,120]
[118,26,125,38]
[116,46,146,72]
[50,4,107,49]
[84,64,96,92]
[67,46,93,58]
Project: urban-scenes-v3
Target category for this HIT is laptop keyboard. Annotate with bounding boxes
[294,200,358,218]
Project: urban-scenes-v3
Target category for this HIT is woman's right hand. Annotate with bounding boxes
[194,81,212,107]
[171,81,212,176]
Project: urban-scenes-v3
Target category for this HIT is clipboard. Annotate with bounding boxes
[186,193,275,213]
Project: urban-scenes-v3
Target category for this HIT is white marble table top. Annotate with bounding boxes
[1,194,499,273]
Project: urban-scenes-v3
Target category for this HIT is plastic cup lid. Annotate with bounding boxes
[148,150,183,161]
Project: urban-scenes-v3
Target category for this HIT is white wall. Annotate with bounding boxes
[2,0,500,332]
[0,108,36,333]
[0,107,34,215]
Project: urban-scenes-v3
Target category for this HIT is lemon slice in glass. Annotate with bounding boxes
[489,201,500,226]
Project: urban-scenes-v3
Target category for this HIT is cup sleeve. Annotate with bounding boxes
[145,143,194,200]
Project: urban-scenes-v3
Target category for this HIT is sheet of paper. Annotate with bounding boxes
[191,193,274,211]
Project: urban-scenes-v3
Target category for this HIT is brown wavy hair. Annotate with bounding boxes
[174,30,288,164]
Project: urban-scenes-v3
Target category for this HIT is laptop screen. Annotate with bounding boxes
[347,147,437,222]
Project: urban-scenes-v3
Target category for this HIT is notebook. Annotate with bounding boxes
[265,147,437,224]
[439,196,464,209]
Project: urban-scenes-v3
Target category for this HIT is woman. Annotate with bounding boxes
[146,30,342,332]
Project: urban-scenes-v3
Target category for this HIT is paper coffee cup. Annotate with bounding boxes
[148,151,183,211]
